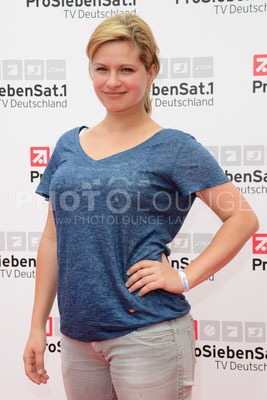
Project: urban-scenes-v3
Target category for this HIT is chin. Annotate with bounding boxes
[103,103,132,112]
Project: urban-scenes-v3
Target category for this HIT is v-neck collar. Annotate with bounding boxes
[74,125,167,163]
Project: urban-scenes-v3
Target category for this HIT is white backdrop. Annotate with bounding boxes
[1,0,266,399]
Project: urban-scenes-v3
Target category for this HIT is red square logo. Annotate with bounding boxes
[30,147,50,167]
[46,316,53,337]
[252,234,267,254]
[253,55,267,76]
[194,320,198,340]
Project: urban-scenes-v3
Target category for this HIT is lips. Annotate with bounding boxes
[104,92,126,94]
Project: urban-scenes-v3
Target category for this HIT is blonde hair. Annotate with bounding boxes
[85,14,160,116]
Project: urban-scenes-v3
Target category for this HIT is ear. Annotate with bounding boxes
[147,63,157,87]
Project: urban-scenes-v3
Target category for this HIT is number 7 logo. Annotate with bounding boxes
[30,147,50,166]
[253,55,267,76]
[252,234,267,254]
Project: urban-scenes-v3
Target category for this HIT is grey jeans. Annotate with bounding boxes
[60,312,196,400]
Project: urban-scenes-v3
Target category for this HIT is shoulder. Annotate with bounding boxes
[164,128,197,148]
[54,125,85,149]
[57,126,79,143]
[165,128,195,140]
[166,129,216,164]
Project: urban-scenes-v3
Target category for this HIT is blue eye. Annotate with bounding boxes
[96,67,133,72]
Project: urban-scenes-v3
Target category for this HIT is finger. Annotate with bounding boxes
[161,252,168,262]
[127,275,155,293]
[126,259,155,275]
[35,351,45,375]
[139,281,160,296]
[40,370,49,379]
[40,375,49,384]
[24,354,36,374]
[26,370,42,385]
[126,267,155,287]
[35,365,49,383]
[32,370,49,384]
[27,377,40,385]
[24,353,46,385]
[29,368,49,384]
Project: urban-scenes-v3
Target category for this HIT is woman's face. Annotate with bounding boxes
[91,40,156,114]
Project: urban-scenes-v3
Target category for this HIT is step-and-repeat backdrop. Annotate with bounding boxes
[1,1,266,399]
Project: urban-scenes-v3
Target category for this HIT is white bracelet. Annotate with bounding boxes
[177,269,190,292]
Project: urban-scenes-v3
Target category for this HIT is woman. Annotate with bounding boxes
[23,14,258,400]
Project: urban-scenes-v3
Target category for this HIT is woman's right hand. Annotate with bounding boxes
[23,328,50,385]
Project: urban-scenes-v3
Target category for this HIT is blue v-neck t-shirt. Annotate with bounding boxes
[35,126,229,342]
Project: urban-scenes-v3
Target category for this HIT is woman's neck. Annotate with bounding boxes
[100,110,153,134]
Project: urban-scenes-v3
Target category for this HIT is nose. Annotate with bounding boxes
[106,71,122,88]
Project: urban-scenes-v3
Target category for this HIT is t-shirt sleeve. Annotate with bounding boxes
[35,139,61,201]
[171,133,230,196]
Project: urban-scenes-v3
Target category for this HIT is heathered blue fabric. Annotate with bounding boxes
[35,126,230,342]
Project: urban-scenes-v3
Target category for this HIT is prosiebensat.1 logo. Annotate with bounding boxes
[0,59,67,109]
[30,145,52,186]
[195,319,267,372]
[253,54,267,94]
[25,0,137,19]
[175,0,267,16]
[46,316,61,353]
[206,144,267,196]
[152,57,214,108]
[252,234,267,272]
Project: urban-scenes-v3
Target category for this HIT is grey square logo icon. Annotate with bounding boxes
[46,60,66,80]
[205,146,219,161]
[7,232,26,251]
[245,322,266,343]
[221,146,242,166]
[157,58,168,79]
[3,60,23,80]
[222,321,243,342]
[24,60,44,80]
[170,58,191,79]
[54,316,61,337]
[28,232,42,251]
[199,320,220,341]
[0,232,5,251]
[243,145,265,166]
[172,233,191,253]
[193,57,213,78]
[193,233,213,253]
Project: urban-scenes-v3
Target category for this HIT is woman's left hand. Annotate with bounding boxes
[125,252,184,296]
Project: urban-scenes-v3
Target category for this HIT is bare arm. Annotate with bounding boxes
[184,181,259,289]
[125,182,259,297]
[30,202,58,330]
[23,198,58,385]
